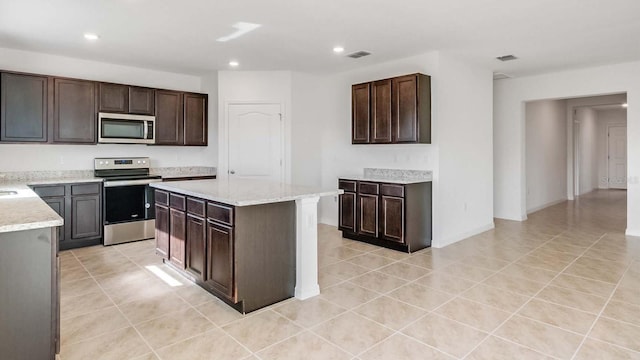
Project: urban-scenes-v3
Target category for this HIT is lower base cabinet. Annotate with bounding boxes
[338,179,431,253]
[154,189,295,313]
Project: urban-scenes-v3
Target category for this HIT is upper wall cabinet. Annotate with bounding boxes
[99,83,155,115]
[0,72,49,142]
[352,73,431,144]
[155,90,184,145]
[53,78,97,144]
[184,93,207,146]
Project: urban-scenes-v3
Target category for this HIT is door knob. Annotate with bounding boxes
[230,170,235,174]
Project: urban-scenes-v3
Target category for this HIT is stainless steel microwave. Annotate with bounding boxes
[98,113,156,144]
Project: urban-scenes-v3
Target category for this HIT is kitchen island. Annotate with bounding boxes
[151,178,340,313]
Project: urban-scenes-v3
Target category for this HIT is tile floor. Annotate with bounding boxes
[58,190,640,359]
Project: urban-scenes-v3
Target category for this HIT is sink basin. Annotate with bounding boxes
[0,190,18,197]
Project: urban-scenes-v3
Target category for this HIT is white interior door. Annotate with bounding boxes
[608,126,627,189]
[228,103,283,183]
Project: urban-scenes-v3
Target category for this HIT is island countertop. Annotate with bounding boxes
[0,184,63,233]
[151,178,342,206]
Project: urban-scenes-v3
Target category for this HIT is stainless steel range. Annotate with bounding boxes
[94,157,162,245]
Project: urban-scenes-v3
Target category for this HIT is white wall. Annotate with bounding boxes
[0,47,218,171]
[525,100,567,213]
[216,71,292,182]
[317,51,494,248]
[597,108,627,188]
[493,61,640,236]
[576,108,598,195]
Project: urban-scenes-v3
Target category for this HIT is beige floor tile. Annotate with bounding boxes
[222,310,303,352]
[518,298,596,334]
[354,296,426,330]
[71,244,119,259]
[538,241,587,255]
[312,312,393,355]
[536,285,608,314]
[60,255,83,271]
[61,306,130,346]
[402,313,488,358]
[499,263,558,283]
[563,256,628,283]
[61,277,102,299]
[435,263,496,282]
[482,273,547,297]
[60,265,92,284]
[416,272,478,294]
[274,297,346,328]
[495,315,583,359]
[321,261,370,280]
[612,286,640,305]
[319,282,380,309]
[128,253,165,267]
[377,262,430,281]
[458,255,511,271]
[321,245,365,261]
[94,269,159,289]
[435,297,512,332]
[347,253,396,270]
[402,253,453,270]
[136,307,216,349]
[602,300,640,327]
[155,328,250,360]
[195,298,245,326]
[574,338,640,360]
[549,273,616,298]
[343,240,382,252]
[516,253,574,272]
[387,282,454,311]
[60,326,151,360]
[132,352,160,360]
[589,317,640,352]
[173,284,217,306]
[119,291,188,324]
[466,336,555,360]
[319,271,344,289]
[371,247,412,260]
[60,289,114,319]
[79,254,140,276]
[619,268,640,289]
[256,331,350,360]
[582,248,635,264]
[103,276,174,305]
[360,333,454,360]
[350,270,408,293]
[460,283,531,312]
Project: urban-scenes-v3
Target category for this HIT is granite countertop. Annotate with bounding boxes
[0,184,63,233]
[150,166,217,179]
[152,178,341,206]
[339,168,433,184]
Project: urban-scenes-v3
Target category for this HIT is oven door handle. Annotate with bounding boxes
[104,179,162,187]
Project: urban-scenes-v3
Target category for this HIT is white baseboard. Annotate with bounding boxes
[625,229,640,238]
[527,198,567,215]
[433,222,495,248]
[494,213,527,221]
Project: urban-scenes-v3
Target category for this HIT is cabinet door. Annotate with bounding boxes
[70,195,101,239]
[392,74,418,143]
[155,204,170,259]
[0,72,48,142]
[184,93,207,146]
[169,208,186,268]
[98,83,128,113]
[371,79,392,143]
[206,221,234,300]
[43,197,65,242]
[338,192,356,232]
[381,196,404,243]
[358,194,378,237]
[186,214,206,280]
[155,90,183,145]
[129,87,155,115]
[53,78,97,143]
[352,83,370,144]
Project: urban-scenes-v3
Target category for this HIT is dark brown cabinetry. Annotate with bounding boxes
[206,220,234,300]
[352,73,431,144]
[184,93,207,146]
[154,198,170,259]
[169,193,186,268]
[186,198,206,280]
[155,90,183,145]
[338,178,432,252]
[31,182,103,250]
[53,78,97,144]
[129,87,155,115]
[0,72,49,142]
[99,83,155,115]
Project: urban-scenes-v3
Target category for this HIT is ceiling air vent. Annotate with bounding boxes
[493,72,512,80]
[347,51,371,59]
[496,54,518,62]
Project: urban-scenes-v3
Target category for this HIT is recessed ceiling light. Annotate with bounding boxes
[229,61,239,67]
[84,33,99,41]
[217,22,261,42]
[333,46,344,53]
[622,103,628,108]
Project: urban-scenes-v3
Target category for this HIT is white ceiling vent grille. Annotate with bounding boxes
[493,72,512,80]
[347,51,371,59]
[496,54,518,62]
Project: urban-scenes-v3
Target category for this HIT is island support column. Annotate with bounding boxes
[294,196,320,299]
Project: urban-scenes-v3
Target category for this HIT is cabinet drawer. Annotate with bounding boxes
[358,182,379,195]
[32,185,65,197]
[380,184,404,197]
[71,183,101,196]
[207,202,234,226]
[187,197,206,217]
[338,180,356,192]
[155,190,169,206]
[169,193,186,211]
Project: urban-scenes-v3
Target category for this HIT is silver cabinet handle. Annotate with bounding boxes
[230,170,236,174]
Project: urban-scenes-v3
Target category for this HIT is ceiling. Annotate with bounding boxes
[1,0,640,77]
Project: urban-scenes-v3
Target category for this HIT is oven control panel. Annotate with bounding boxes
[94,157,150,170]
